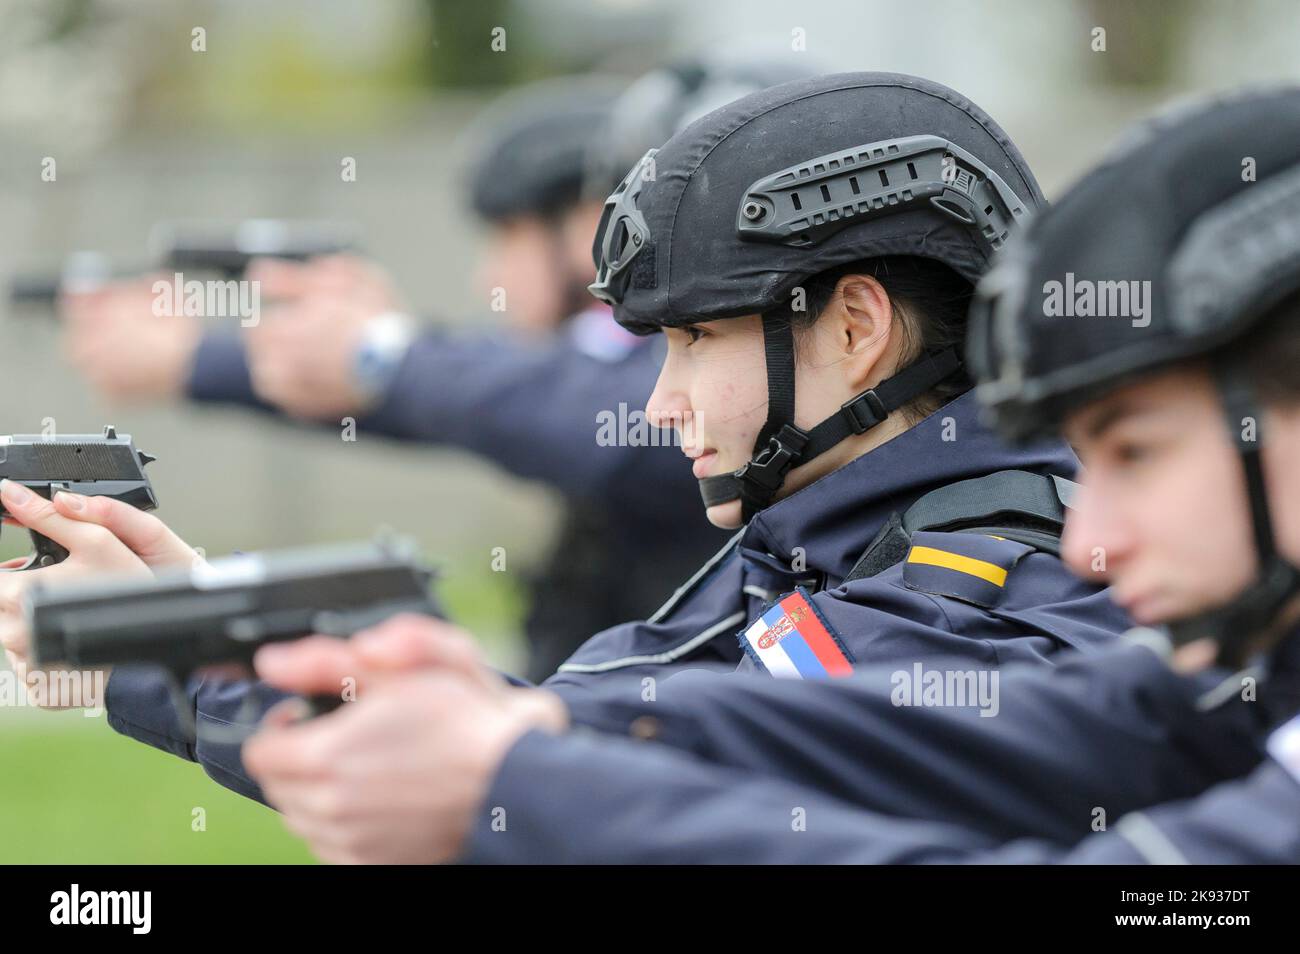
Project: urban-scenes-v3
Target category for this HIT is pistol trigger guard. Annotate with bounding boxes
[27,530,70,569]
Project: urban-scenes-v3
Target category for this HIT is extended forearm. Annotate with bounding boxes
[559,646,1263,844]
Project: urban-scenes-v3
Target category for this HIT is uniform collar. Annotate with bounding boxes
[740,390,1079,584]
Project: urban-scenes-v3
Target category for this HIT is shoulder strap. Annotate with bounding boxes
[901,470,1073,537]
[844,470,1077,583]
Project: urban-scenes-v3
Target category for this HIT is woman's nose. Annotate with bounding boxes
[646,360,692,433]
[1060,485,1121,583]
[646,393,691,434]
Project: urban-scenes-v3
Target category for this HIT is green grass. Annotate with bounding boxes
[0,714,317,863]
[437,567,529,670]
[0,567,528,863]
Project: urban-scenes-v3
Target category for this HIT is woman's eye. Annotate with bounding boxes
[1112,442,1148,465]
[683,327,706,346]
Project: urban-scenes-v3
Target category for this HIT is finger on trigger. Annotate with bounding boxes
[0,480,99,553]
[254,634,361,697]
[53,492,190,567]
[353,615,479,674]
[262,697,313,729]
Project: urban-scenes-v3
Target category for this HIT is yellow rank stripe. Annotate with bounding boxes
[907,545,1008,587]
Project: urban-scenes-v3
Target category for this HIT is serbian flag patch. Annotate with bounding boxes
[740,587,854,679]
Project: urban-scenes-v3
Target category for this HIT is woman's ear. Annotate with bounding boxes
[830,274,897,391]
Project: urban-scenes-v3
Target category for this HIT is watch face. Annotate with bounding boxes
[353,343,396,398]
[353,313,416,397]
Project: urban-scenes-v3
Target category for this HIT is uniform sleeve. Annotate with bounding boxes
[462,728,1005,864]
[557,644,1267,845]
[463,728,1300,864]
[104,662,535,806]
[182,325,653,501]
[185,326,697,515]
[184,332,270,410]
[987,759,1300,863]
[105,667,277,805]
[358,329,689,506]
[1080,760,1300,863]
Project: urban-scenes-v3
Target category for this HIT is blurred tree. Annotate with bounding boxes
[1080,0,1203,86]
[421,0,587,88]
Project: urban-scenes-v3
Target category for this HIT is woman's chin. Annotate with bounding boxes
[705,500,744,529]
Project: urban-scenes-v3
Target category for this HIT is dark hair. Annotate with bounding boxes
[1221,286,1300,407]
[764,256,975,424]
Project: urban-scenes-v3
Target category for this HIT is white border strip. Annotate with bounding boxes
[1116,812,1189,865]
[646,529,745,624]
[557,610,748,674]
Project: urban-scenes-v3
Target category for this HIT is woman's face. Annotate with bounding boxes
[474,202,602,338]
[650,316,770,528]
[646,277,906,528]
[1062,366,1300,632]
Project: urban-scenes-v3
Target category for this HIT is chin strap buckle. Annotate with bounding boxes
[839,389,889,434]
[736,424,809,497]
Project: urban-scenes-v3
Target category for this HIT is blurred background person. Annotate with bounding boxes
[50,58,814,681]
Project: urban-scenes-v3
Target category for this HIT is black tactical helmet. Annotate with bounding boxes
[466,76,623,223]
[582,52,816,203]
[589,71,1044,517]
[969,85,1300,667]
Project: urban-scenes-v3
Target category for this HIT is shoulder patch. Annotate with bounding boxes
[902,530,1035,608]
[738,587,855,679]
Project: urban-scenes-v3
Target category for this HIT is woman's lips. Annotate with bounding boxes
[691,450,718,479]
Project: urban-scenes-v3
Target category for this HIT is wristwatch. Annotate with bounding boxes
[352,311,417,405]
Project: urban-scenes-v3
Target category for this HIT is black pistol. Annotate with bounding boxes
[27,538,438,725]
[8,219,357,307]
[155,219,357,277]
[0,426,157,569]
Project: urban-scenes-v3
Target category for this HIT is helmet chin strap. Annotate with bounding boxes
[698,312,963,521]
[1165,365,1300,669]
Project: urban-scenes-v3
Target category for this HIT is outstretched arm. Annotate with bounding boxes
[552,645,1268,845]
[463,727,1300,864]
